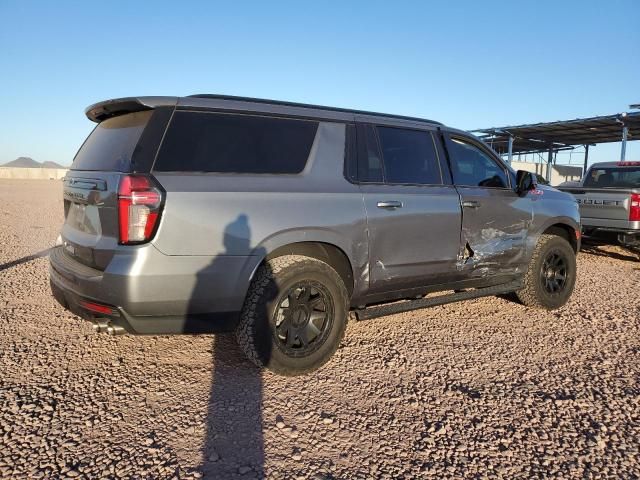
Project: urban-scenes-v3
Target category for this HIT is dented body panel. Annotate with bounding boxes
[361,183,463,293]
[526,185,582,254]
[455,186,532,277]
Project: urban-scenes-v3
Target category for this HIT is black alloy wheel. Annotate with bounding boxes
[273,281,333,357]
[540,250,568,294]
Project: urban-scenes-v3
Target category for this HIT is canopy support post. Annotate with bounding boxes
[507,135,514,166]
[546,147,553,183]
[583,144,589,177]
[621,125,628,161]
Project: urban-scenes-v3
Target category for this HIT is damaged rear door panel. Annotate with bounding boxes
[357,123,464,293]
[443,133,532,278]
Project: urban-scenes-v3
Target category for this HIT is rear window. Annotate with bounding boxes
[71,111,152,171]
[584,167,640,188]
[154,111,318,173]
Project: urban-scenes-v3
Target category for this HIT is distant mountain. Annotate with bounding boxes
[41,161,65,168]
[3,157,41,168]
[1,157,66,168]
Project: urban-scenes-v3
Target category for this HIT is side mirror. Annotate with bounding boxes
[516,170,538,196]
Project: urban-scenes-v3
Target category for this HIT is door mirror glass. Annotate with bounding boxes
[516,170,537,195]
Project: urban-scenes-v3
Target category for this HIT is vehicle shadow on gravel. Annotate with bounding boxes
[580,243,639,262]
[495,292,524,306]
[0,248,50,271]
[187,215,273,479]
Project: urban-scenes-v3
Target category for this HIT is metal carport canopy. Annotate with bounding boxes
[472,111,640,156]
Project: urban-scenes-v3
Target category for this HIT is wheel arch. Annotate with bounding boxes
[541,222,579,252]
[263,241,354,297]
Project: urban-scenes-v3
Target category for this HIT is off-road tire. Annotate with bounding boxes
[235,255,349,376]
[516,234,576,310]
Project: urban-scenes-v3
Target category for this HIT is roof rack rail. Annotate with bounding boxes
[188,94,442,125]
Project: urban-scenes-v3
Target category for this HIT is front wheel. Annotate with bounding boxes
[516,234,577,310]
[235,255,349,376]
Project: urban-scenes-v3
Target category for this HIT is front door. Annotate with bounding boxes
[443,133,533,279]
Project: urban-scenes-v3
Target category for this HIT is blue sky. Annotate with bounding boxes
[1,0,638,167]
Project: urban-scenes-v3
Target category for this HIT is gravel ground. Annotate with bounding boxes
[1,178,639,479]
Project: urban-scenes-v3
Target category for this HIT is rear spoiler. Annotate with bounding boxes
[85,96,178,122]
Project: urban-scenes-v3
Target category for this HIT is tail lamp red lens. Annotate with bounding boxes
[118,175,163,244]
[630,193,640,222]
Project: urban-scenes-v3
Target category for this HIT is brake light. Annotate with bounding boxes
[617,161,640,166]
[118,175,163,244]
[630,193,640,222]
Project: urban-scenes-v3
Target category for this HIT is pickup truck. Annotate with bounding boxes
[559,161,640,247]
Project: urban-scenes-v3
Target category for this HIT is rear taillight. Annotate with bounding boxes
[630,193,640,222]
[118,175,163,244]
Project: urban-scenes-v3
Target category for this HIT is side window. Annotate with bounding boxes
[356,124,384,182]
[344,124,358,182]
[448,138,509,188]
[376,127,442,185]
[154,111,318,173]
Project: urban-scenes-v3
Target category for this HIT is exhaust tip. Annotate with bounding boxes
[106,325,126,336]
[93,321,109,333]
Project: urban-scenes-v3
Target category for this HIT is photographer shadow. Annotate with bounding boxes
[187,214,275,479]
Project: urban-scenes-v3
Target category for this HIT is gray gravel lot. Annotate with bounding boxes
[1,178,639,479]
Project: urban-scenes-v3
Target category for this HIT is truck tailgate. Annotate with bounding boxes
[559,187,640,230]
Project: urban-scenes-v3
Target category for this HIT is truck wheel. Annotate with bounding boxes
[235,255,349,376]
[516,234,577,310]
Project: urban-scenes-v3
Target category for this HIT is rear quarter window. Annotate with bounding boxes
[71,111,152,171]
[153,111,318,174]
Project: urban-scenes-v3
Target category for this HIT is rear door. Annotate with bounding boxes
[61,108,169,269]
[443,132,532,277]
[357,123,463,293]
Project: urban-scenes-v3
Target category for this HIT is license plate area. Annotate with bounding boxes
[65,202,102,236]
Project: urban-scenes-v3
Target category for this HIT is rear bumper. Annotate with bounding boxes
[48,245,255,334]
[581,227,640,246]
[582,226,640,235]
[581,218,640,231]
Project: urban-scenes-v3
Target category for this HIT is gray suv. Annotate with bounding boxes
[50,95,581,375]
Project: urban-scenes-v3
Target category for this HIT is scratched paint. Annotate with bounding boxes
[459,221,528,276]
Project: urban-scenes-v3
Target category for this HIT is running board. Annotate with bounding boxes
[353,280,523,321]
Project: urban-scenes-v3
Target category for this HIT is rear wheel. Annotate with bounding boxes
[516,234,577,310]
[235,255,349,376]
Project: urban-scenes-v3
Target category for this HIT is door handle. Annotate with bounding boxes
[462,200,481,209]
[377,200,403,209]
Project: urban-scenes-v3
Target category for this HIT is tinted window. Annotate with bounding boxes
[583,167,640,188]
[154,112,318,173]
[356,124,384,182]
[71,111,152,171]
[448,138,509,188]
[377,127,441,185]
